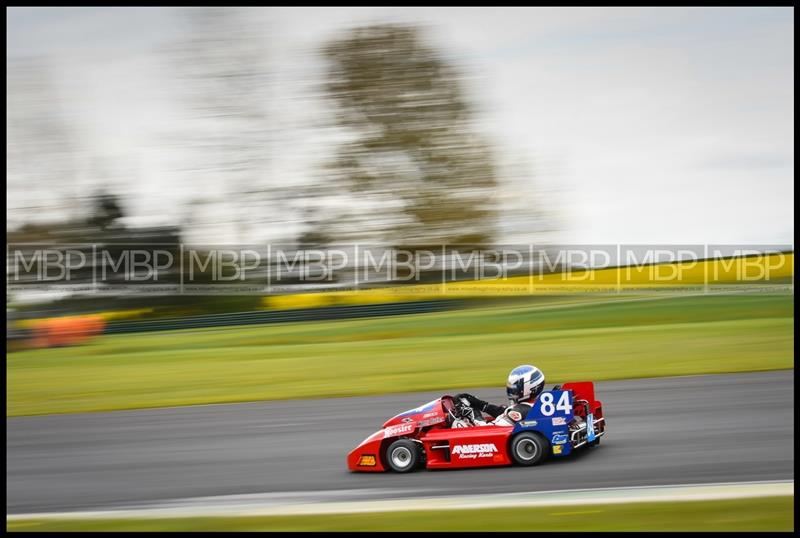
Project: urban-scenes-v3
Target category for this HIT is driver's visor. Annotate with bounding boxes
[506,378,523,401]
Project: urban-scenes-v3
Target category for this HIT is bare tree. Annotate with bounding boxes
[317,24,501,247]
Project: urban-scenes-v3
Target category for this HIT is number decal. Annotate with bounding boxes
[537,391,572,417]
[539,393,555,416]
[556,391,572,414]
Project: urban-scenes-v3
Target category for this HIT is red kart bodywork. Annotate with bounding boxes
[347,382,604,472]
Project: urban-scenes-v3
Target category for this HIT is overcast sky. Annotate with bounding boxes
[6,7,794,245]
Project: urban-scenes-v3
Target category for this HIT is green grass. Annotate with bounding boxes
[6,496,794,531]
[7,293,794,416]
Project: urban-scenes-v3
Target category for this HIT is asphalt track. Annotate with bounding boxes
[7,370,794,515]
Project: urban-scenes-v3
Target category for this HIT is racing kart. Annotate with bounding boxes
[347,382,605,472]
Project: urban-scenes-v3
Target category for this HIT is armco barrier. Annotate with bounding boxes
[103,300,463,335]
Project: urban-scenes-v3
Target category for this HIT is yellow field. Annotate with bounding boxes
[266,252,794,309]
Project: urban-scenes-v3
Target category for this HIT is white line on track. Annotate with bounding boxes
[7,480,793,520]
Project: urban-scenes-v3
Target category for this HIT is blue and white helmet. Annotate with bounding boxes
[506,365,545,404]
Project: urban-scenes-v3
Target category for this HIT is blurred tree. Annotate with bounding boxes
[318,24,500,247]
[296,209,333,248]
[7,59,82,228]
[87,192,125,230]
[170,8,273,243]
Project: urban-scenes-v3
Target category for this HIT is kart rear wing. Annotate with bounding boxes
[561,381,605,447]
[561,381,603,418]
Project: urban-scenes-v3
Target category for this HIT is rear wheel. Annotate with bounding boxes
[510,432,548,466]
[385,438,421,473]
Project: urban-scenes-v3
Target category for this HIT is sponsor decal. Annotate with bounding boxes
[358,454,377,467]
[384,422,415,438]
[586,412,596,442]
[521,420,538,427]
[422,411,438,419]
[419,417,445,427]
[401,417,413,423]
[452,443,498,459]
[507,410,523,422]
[552,417,567,426]
[552,445,563,455]
[552,433,568,445]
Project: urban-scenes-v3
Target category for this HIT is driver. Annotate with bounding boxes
[456,364,560,426]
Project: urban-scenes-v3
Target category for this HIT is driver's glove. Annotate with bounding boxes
[455,393,484,409]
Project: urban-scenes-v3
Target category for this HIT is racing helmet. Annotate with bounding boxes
[506,364,545,404]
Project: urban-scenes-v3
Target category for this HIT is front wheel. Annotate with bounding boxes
[385,438,421,473]
[510,432,549,466]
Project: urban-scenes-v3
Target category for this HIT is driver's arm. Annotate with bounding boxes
[456,393,507,419]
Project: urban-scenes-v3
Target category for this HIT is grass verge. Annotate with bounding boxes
[7,293,794,416]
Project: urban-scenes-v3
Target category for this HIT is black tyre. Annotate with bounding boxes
[510,432,549,466]
[385,438,421,473]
